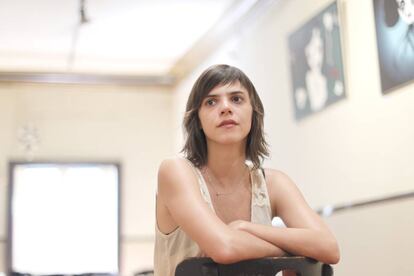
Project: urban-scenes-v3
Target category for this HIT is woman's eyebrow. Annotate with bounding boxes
[207,90,245,97]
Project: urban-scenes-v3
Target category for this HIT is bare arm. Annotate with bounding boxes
[231,169,340,264]
[157,158,285,264]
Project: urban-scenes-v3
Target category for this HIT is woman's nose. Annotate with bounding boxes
[220,99,232,115]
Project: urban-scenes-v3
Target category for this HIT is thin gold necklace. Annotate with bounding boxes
[203,166,249,197]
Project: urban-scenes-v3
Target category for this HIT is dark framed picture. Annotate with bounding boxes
[373,0,414,94]
[288,1,346,121]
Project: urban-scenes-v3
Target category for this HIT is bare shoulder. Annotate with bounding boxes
[263,168,296,188]
[263,168,303,217]
[158,157,195,182]
[263,168,304,197]
[159,156,192,171]
[157,157,199,199]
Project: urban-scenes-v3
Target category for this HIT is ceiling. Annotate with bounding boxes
[0,0,274,85]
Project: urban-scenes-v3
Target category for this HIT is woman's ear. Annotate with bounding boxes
[384,0,399,27]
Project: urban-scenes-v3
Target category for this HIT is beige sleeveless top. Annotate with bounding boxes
[154,161,273,276]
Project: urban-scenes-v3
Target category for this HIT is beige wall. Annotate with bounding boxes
[0,82,173,274]
[256,0,414,207]
[172,0,414,275]
[325,198,414,275]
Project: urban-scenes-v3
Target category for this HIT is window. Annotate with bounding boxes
[8,162,120,275]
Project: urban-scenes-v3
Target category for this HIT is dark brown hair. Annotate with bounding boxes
[182,64,269,169]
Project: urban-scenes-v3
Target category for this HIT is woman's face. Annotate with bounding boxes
[198,81,253,146]
[396,0,414,25]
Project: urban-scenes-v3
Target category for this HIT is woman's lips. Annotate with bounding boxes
[218,120,237,127]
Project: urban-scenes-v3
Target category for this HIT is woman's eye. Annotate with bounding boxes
[205,99,216,106]
[232,95,243,103]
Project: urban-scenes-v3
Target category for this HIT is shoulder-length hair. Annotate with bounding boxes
[181,64,269,169]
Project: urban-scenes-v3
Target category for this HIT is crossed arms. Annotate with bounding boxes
[156,158,339,265]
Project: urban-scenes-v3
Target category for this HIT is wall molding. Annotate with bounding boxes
[317,190,414,216]
[2,191,412,243]
[0,236,154,243]
[0,72,174,86]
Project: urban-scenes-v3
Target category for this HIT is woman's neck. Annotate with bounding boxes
[204,141,248,188]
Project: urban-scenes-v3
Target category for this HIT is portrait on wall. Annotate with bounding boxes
[373,0,414,94]
[288,1,346,121]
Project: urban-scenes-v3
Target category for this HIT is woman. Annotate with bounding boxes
[154,64,340,276]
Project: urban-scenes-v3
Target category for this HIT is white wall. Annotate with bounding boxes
[0,82,173,274]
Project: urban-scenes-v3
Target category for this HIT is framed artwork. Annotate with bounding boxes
[373,0,414,94]
[288,1,346,121]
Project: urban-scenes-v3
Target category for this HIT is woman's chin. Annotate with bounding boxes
[211,135,248,146]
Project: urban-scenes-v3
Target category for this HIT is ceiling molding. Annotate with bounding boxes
[0,72,175,86]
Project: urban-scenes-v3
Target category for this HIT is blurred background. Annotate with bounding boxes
[0,0,413,275]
